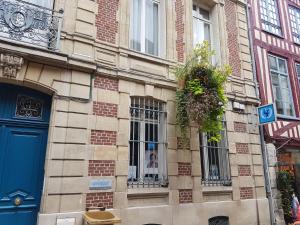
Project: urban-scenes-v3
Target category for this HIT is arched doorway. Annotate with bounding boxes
[0,83,51,225]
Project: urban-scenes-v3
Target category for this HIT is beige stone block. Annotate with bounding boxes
[62,160,86,176]
[94,145,117,160]
[51,127,66,143]
[167,101,176,125]
[119,119,130,134]
[70,84,90,99]
[97,89,119,104]
[169,190,179,205]
[54,111,68,127]
[231,165,238,177]
[49,143,88,160]
[68,113,88,128]
[61,177,88,193]
[178,176,193,189]
[119,80,133,94]
[178,150,191,163]
[42,195,60,213]
[153,87,162,100]
[168,176,178,190]
[117,146,129,161]
[254,176,265,187]
[167,149,178,163]
[192,189,203,203]
[145,84,154,97]
[114,192,128,209]
[73,42,93,58]
[69,101,90,114]
[60,69,71,83]
[46,160,63,176]
[116,176,128,192]
[71,71,90,86]
[253,165,264,176]
[88,115,97,130]
[75,21,95,37]
[168,163,178,176]
[116,160,129,176]
[60,194,84,212]
[25,62,43,81]
[191,163,201,176]
[167,124,176,138]
[193,177,202,189]
[46,177,62,194]
[227,132,248,143]
[96,116,118,131]
[118,93,130,119]
[54,99,68,112]
[133,83,145,96]
[255,187,266,198]
[39,66,61,87]
[238,177,254,187]
[252,154,263,165]
[66,128,87,143]
[77,0,97,12]
[52,81,71,97]
[190,128,199,150]
[237,154,252,165]
[117,133,129,147]
[191,150,200,164]
[168,137,177,149]
[161,89,175,101]
[76,9,95,24]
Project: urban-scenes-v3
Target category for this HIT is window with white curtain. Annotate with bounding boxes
[193,4,211,47]
[259,0,282,36]
[269,55,295,116]
[289,6,300,44]
[130,0,161,56]
[200,121,231,186]
[128,97,167,188]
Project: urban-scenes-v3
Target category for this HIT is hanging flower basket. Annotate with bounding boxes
[174,41,231,142]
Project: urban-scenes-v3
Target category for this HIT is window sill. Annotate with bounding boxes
[262,29,284,39]
[127,187,169,199]
[202,186,233,193]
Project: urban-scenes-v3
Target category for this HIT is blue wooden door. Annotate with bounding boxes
[0,84,51,225]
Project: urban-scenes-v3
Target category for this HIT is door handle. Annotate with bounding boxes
[14,197,22,206]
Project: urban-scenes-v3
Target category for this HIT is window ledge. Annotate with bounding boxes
[202,186,233,193]
[277,115,300,121]
[127,187,169,199]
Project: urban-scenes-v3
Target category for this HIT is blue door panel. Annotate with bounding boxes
[0,84,50,225]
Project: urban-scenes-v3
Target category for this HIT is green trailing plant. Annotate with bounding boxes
[174,41,231,142]
[277,170,295,224]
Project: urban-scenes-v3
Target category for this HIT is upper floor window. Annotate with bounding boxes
[289,6,300,44]
[295,63,300,89]
[260,0,282,36]
[200,121,231,186]
[193,5,211,47]
[130,0,165,56]
[269,55,295,117]
[128,97,167,188]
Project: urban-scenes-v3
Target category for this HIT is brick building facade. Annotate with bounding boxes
[0,0,270,225]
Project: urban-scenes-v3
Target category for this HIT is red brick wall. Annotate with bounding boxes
[240,187,254,199]
[96,0,119,44]
[88,160,115,176]
[224,0,241,77]
[179,189,192,203]
[236,143,249,154]
[177,137,190,150]
[91,130,117,145]
[178,163,192,176]
[93,102,118,117]
[175,0,185,62]
[86,192,113,209]
[238,165,251,176]
[234,122,247,133]
[94,76,119,91]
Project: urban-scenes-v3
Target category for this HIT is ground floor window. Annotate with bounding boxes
[200,121,231,186]
[128,97,167,187]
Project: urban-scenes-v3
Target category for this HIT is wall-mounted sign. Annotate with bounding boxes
[257,103,276,125]
[89,179,112,190]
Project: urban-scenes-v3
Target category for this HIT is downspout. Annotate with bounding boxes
[245,2,276,225]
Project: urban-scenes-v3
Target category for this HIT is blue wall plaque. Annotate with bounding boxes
[257,103,276,125]
[89,179,112,190]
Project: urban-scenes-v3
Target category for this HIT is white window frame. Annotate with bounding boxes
[269,55,295,117]
[289,6,300,44]
[200,121,231,186]
[192,4,212,47]
[260,0,282,36]
[128,97,167,188]
[129,0,166,57]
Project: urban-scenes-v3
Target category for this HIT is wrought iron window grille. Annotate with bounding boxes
[0,0,63,51]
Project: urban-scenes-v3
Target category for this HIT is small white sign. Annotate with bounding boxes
[89,179,112,190]
[56,218,75,225]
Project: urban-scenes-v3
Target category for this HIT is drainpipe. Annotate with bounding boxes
[245,2,276,225]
